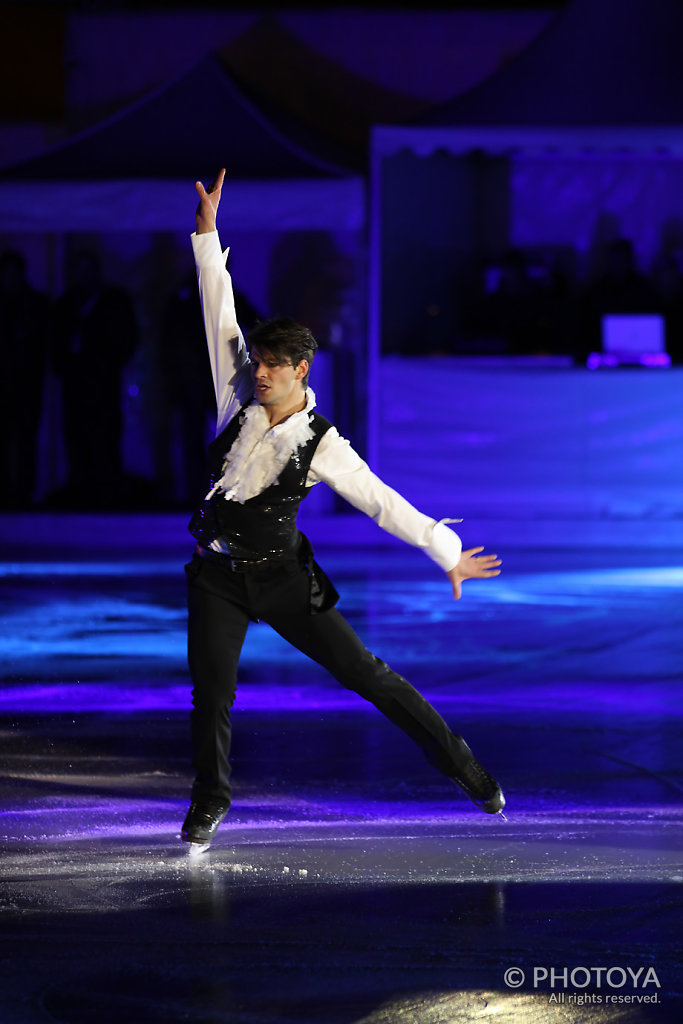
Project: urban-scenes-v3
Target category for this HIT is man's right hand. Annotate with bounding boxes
[195,168,226,234]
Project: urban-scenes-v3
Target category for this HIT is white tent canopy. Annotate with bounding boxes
[0,51,364,233]
[0,178,364,233]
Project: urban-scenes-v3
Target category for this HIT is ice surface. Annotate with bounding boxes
[0,540,681,1022]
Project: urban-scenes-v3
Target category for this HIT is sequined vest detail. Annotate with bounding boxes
[188,404,332,560]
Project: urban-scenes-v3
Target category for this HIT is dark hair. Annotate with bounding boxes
[247,316,318,387]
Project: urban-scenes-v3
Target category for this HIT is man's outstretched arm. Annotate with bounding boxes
[309,429,501,601]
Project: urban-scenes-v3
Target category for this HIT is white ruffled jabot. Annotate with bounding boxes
[205,389,317,505]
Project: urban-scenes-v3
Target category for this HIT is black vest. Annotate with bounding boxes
[188,402,332,561]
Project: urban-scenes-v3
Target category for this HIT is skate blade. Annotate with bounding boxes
[186,841,211,858]
[496,810,508,822]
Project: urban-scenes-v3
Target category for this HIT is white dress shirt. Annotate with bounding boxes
[192,231,462,573]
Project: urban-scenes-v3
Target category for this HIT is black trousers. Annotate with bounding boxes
[185,550,465,805]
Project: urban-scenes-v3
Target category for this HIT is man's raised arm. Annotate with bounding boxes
[191,169,252,434]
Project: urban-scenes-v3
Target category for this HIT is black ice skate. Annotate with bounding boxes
[181,799,230,849]
[449,734,506,817]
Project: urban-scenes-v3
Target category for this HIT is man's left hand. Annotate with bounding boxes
[447,547,502,600]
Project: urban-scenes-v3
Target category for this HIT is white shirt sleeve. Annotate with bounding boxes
[191,230,253,435]
[308,427,462,572]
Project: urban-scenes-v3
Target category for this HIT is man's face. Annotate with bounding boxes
[250,346,307,408]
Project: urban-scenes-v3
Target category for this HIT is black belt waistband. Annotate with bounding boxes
[194,543,292,573]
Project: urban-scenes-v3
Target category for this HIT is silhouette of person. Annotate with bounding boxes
[158,271,215,507]
[268,231,354,349]
[580,238,661,357]
[480,248,550,355]
[158,270,262,507]
[651,220,683,365]
[0,250,49,508]
[52,250,139,507]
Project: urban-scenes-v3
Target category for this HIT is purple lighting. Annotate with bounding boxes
[587,351,672,369]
